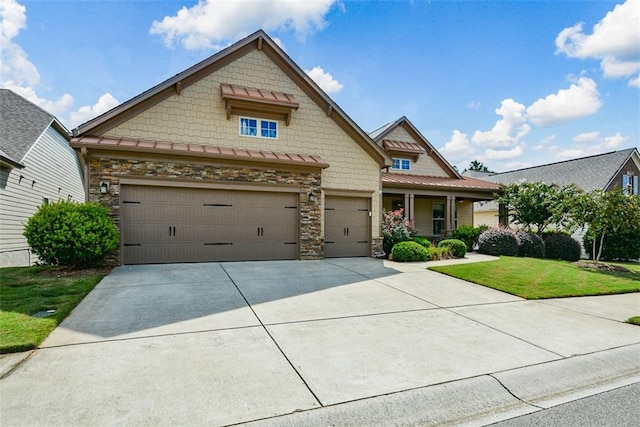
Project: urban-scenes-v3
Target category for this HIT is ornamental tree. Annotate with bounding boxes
[497,182,581,233]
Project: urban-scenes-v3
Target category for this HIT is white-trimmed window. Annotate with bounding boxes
[623,174,639,195]
[392,158,411,171]
[240,117,278,139]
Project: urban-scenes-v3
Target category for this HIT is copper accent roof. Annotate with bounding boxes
[71,136,329,168]
[221,83,299,109]
[383,173,501,191]
[382,139,426,154]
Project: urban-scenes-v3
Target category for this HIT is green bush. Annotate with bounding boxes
[382,209,416,257]
[24,200,119,268]
[451,225,487,252]
[413,236,432,248]
[391,241,429,262]
[583,229,640,261]
[542,231,581,262]
[477,226,519,256]
[516,231,545,258]
[427,246,453,261]
[438,239,467,258]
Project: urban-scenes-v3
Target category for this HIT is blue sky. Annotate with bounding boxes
[1,0,638,172]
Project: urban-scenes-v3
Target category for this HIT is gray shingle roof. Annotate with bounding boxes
[0,89,65,162]
[483,148,638,192]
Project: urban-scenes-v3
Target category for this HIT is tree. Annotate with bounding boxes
[464,160,493,173]
[497,182,581,233]
[571,190,640,263]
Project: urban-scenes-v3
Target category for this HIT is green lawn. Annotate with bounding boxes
[428,257,640,299]
[0,267,104,354]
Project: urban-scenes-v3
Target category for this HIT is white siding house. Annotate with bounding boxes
[0,89,85,266]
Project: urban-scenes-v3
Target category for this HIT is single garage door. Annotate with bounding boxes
[121,185,298,264]
[324,196,370,258]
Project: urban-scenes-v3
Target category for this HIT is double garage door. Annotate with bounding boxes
[121,185,298,264]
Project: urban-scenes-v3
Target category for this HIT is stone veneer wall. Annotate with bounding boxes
[89,156,323,262]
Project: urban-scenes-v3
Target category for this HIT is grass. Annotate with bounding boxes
[627,317,640,326]
[0,266,104,354]
[428,256,640,299]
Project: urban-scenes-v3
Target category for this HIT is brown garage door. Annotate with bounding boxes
[324,196,370,258]
[121,185,298,264]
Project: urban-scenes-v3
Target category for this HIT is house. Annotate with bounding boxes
[0,89,85,267]
[71,30,392,265]
[370,117,499,239]
[472,147,640,228]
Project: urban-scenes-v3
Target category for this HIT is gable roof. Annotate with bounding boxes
[0,89,70,164]
[483,148,639,192]
[369,116,462,179]
[73,30,391,168]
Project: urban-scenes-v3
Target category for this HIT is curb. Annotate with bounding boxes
[242,345,639,426]
[0,350,34,379]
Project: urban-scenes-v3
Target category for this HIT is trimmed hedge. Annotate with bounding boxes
[438,239,467,258]
[542,231,581,262]
[391,241,429,262]
[516,231,545,258]
[413,236,432,248]
[24,200,119,268]
[451,225,488,252]
[478,226,519,256]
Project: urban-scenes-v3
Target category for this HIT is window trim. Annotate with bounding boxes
[239,116,279,139]
[623,174,639,195]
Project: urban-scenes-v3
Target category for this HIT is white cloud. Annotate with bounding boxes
[525,77,601,127]
[467,101,481,109]
[305,66,343,94]
[150,0,339,50]
[549,131,629,160]
[533,134,556,150]
[572,131,599,144]
[439,130,475,163]
[481,144,526,161]
[471,99,530,148]
[555,0,640,87]
[3,81,73,116]
[68,93,120,128]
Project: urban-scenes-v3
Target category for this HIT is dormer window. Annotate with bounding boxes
[392,158,411,171]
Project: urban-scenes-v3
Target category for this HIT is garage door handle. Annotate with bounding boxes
[169,226,176,237]
[257,227,264,237]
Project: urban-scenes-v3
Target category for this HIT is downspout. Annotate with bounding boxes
[80,147,89,202]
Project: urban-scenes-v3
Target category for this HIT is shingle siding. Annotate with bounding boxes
[383,127,449,178]
[0,127,84,266]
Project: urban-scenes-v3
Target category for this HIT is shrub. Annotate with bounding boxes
[542,231,581,262]
[438,239,467,258]
[583,229,640,261]
[426,246,452,261]
[516,231,545,258]
[391,241,429,262]
[451,225,487,252]
[413,236,432,248]
[382,209,416,257]
[24,200,119,268]
[477,226,519,256]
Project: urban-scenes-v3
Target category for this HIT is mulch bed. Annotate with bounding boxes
[37,265,114,278]
[574,261,633,273]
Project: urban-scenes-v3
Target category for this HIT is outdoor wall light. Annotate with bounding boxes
[308,191,315,202]
[100,181,110,194]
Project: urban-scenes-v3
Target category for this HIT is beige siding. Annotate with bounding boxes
[474,210,499,228]
[457,201,473,227]
[414,197,431,235]
[105,49,381,238]
[385,127,449,178]
[0,127,85,266]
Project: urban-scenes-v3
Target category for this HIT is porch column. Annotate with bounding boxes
[446,195,456,236]
[404,193,411,219]
[408,193,415,222]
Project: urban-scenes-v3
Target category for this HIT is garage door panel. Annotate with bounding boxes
[121,186,299,264]
[324,196,370,258]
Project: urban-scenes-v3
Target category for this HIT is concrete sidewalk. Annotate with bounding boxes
[1,255,638,426]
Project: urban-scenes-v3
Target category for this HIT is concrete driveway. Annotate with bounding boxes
[1,257,639,426]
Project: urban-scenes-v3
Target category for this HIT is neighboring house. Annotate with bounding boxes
[70,30,392,265]
[370,117,500,239]
[471,148,640,228]
[0,89,85,267]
